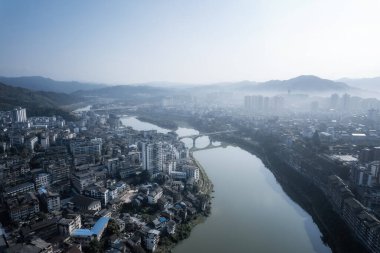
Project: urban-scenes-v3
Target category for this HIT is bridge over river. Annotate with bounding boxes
[178,130,236,151]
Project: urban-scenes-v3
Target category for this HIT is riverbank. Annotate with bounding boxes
[217,134,368,253]
[155,152,213,253]
[133,113,367,253]
[132,114,179,131]
[189,151,214,196]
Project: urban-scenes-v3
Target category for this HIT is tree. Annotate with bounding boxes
[86,239,102,253]
[140,170,151,183]
[106,219,120,236]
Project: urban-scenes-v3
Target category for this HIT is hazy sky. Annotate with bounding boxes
[0,0,380,84]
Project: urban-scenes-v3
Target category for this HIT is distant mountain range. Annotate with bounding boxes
[0,82,81,120]
[72,84,173,105]
[0,76,106,93]
[250,75,349,92]
[2,74,380,102]
[0,75,355,95]
[2,74,380,119]
[338,77,380,92]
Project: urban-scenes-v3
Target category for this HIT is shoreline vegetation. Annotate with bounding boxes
[155,151,213,253]
[122,114,214,252]
[136,115,178,131]
[134,112,368,253]
[218,135,368,253]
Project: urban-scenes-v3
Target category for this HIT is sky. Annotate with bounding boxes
[0,0,380,84]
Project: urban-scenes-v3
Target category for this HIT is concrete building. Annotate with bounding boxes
[4,182,35,197]
[83,185,109,206]
[58,214,82,236]
[26,136,38,150]
[141,142,163,172]
[38,189,61,212]
[7,192,40,221]
[46,162,70,185]
[147,187,163,204]
[40,134,50,149]
[12,107,27,123]
[70,138,102,156]
[34,173,50,189]
[71,171,96,193]
[70,195,101,212]
[145,229,160,252]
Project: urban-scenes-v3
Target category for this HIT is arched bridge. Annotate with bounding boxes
[178,130,237,150]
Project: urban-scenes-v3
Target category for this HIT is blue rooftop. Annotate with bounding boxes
[159,217,167,223]
[72,217,110,238]
[92,217,110,236]
[72,229,92,237]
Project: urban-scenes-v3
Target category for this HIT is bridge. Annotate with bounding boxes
[178,130,237,150]
[190,142,229,152]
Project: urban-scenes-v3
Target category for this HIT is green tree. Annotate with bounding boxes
[106,219,120,236]
[87,239,102,253]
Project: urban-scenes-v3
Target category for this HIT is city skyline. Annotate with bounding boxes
[1,0,380,84]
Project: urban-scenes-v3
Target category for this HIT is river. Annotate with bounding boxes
[121,116,332,253]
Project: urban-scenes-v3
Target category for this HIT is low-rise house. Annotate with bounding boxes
[20,218,59,240]
[166,220,176,235]
[83,185,109,206]
[147,187,163,205]
[58,214,82,236]
[70,195,101,212]
[6,238,53,253]
[144,229,160,252]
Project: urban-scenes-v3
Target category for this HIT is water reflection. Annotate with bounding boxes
[121,116,332,253]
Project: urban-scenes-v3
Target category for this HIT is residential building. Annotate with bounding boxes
[4,182,35,197]
[83,185,109,206]
[70,195,101,212]
[145,229,160,252]
[39,189,61,212]
[147,187,163,204]
[58,214,82,236]
[70,138,102,156]
[34,173,50,189]
[7,192,40,221]
[12,107,27,123]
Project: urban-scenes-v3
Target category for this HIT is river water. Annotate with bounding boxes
[121,116,332,253]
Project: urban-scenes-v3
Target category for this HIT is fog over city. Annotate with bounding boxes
[1,1,380,253]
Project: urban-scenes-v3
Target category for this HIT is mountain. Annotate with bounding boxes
[0,76,107,93]
[338,77,380,92]
[0,82,81,120]
[72,85,172,102]
[237,75,350,93]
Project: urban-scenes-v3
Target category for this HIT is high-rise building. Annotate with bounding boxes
[329,94,339,110]
[141,142,164,172]
[12,107,27,123]
[342,93,351,112]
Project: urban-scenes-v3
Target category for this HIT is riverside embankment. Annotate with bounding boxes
[122,116,333,253]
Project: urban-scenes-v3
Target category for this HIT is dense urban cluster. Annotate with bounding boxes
[0,107,211,253]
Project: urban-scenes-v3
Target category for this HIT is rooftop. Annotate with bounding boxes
[72,216,110,238]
